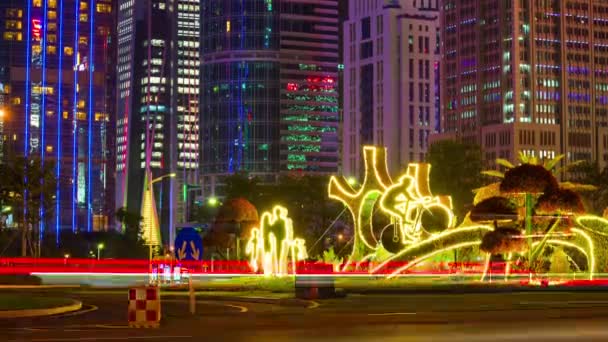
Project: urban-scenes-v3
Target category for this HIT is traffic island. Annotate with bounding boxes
[0,294,82,318]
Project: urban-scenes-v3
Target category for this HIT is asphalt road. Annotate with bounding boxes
[3,290,608,341]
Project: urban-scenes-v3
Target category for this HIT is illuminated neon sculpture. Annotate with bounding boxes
[246,206,308,276]
[326,146,608,280]
[329,146,479,275]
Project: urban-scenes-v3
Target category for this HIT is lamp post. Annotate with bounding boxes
[0,108,6,158]
[97,243,104,261]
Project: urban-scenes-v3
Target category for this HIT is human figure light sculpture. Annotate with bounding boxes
[246,206,308,276]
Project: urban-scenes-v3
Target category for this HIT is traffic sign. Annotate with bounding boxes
[174,227,204,261]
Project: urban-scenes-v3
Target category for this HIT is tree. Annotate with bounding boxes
[568,161,608,214]
[223,173,261,202]
[115,207,143,242]
[0,155,56,257]
[426,140,483,221]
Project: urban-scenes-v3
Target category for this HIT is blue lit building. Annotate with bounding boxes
[0,0,115,237]
[201,0,341,195]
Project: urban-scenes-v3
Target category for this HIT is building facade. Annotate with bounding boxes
[200,0,341,196]
[0,0,115,236]
[437,0,608,169]
[342,0,441,178]
[116,0,202,245]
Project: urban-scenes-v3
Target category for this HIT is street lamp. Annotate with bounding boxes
[151,173,176,185]
[207,196,219,207]
[347,177,357,186]
[97,243,104,260]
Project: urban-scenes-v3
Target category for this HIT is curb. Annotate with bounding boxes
[343,285,608,295]
[0,299,83,318]
[0,285,82,290]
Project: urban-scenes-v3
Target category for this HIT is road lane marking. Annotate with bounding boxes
[367,312,417,316]
[10,336,193,342]
[224,304,248,313]
[163,299,249,313]
[520,301,608,305]
[307,301,320,309]
[95,325,132,329]
[56,305,98,317]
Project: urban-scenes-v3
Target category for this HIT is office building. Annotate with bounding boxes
[0,0,115,236]
[116,0,201,246]
[342,0,441,178]
[200,0,341,195]
[436,0,608,169]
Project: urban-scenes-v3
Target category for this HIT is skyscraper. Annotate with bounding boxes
[0,0,115,236]
[116,0,201,245]
[436,0,608,169]
[342,0,441,178]
[200,0,340,196]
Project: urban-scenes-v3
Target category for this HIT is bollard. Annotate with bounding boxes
[128,286,161,328]
[189,276,195,314]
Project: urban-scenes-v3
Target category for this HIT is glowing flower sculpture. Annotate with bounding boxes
[245,206,308,276]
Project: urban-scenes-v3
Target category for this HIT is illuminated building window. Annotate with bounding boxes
[46,110,55,117]
[48,11,57,20]
[33,0,42,7]
[226,20,231,32]
[79,36,88,45]
[6,9,23,18]
[46,145,53,153]
[47,34,57,43]
[32,45,42,54]
[80,1,88,11]
[63,111,69,119]
[32,86,54,95]
[96,3,111,13]
[76,112,86,121]
[79,13,88,22]
[3,32,22,41]
[47,23,57,32]
[64,46,74,56]
[95,113,108,121]
[77,100,85,109]
[11,97,21,105]
[48,0,57,9]
[5,20,22,30]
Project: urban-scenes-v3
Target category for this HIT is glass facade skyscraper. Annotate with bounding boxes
[201,0,340,196]
[201,0,281,180]
[0,0,115,236]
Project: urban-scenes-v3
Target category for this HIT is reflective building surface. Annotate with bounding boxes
[201,0,340,195]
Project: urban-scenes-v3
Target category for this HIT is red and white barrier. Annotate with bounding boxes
[128,286,161,328]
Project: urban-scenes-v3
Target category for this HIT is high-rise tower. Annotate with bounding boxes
[342,0,441,177]
[200,0,341,196]
[0,0,115,236]
[436,0,608,169]
[116,0,202,246]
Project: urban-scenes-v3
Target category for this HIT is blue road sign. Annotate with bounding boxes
[174,227,204,261]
